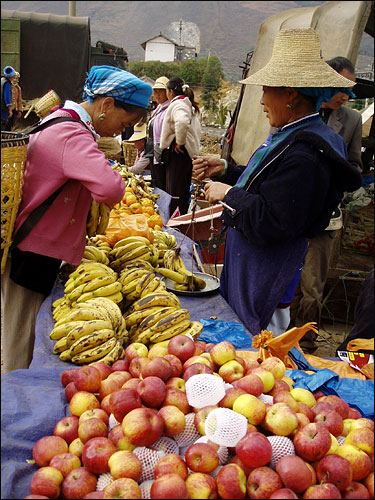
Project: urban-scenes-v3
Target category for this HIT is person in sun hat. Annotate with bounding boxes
[1,65,17,129]
[146,76,170,190]
[1,65,153,373]
[125,122,152,175]
[192,28,362,341]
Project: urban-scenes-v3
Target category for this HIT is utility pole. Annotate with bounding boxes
[69,1,76,16]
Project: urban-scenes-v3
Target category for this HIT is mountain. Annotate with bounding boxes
[2,1,373,79]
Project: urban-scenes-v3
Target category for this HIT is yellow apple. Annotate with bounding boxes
[233,394,266,426]
[326,433,340,455]
[290,388,316,408]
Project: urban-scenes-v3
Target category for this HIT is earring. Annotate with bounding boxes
[98,113,106,120]
[287,104,293,110]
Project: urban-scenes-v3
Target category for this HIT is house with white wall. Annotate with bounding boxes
[141,32,197,62]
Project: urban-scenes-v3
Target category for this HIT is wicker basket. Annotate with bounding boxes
[34,90,61,118]
[122,141,137,167]
[341,202,374,255]
[1,131,29,274]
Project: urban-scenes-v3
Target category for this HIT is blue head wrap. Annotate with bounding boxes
[295,87,356,111]
[82,65,152,109]
[3,66,16,78]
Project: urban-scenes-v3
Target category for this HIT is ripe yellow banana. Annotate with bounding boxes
[52,297,66,309]
[70,261,110,280]
[137,306,178,333]
[59,349,73,362]
[157,267,188,284]
[67,268,115,292]
[71,337,118,364]
[66,319,113,345]
[54,307,109,326]
[149,318,192,343]
[131,292,180,312]
[121,270,150,293]
[97,203,111,234]
[50,320,88,341]
[149,309,190,335]
[91,339,124,365]
[110,241,150,260]
[113,236,150,250]
[124,260,155,273]
[77,281,122,302]
[135,272,155,295]
[124,306,166,328]
[66,282,90,305]
[117,246,152,265]
[68,328,115,357]
[53,337,69,354]
[180,320,204,339]
[101,290,123,304]
[85,297,123,331]
[87,200,100,237]
[140,277,163,298]
[81,274,117,293]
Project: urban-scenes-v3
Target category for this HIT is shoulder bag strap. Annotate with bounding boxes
[10,116,79,250]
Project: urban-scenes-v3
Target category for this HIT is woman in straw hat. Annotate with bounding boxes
[193,28,362,339]
[126,122,151,175]
[1,65,152,373]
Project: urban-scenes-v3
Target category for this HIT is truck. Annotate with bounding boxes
[1,9,128,101]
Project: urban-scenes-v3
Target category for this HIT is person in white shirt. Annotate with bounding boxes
[160,77,201,217]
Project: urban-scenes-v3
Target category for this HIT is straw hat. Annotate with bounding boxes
[126,123,147,142]
[153,77,169,90]
[240,28,354,88]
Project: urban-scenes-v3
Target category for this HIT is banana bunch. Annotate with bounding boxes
[157,248,206,292]
[108,236,158,273]
[112,162,160,200]
[82,245,110,266]
[50,296,127,365]
[86,201,111,238]
[86,236,113,255]
[152,230,178,266]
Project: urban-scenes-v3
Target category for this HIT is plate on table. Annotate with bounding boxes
[161,272,220,297]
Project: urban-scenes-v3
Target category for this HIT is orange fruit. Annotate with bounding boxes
[142,206,155,216]
[129,202,142,214]
[124,193,137,206]
[140,198,153,207]
[148,214,163,229]
[154,224,162,231]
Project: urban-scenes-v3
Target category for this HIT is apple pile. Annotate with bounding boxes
[25,338,374,499]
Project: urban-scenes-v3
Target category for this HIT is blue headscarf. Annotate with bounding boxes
[82,65,152,109]
[296,87,356,111]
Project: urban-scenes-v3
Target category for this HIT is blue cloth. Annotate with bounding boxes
[82,65,152,109]
[296,87,356,111]
[1,78,12,121]
[198,319,253,348]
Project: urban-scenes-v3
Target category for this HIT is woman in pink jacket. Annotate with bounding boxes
[1,65,152,373]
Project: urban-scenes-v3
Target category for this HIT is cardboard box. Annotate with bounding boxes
[167,204,226,264]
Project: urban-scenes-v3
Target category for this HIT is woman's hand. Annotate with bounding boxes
[204,182,231,204]
[174,144,184,154]
[192,156,225,180]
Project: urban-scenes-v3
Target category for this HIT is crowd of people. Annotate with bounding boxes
[1,27,370,374]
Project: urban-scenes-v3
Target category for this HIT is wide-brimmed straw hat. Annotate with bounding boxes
[153,77,169,90]
[240,28,354,88]
[126,123,147,142]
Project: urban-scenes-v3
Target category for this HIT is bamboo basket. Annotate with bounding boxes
[122,141,137,167]
[1,131,29,274]
[341,203,374,255]
[26,90,61,119]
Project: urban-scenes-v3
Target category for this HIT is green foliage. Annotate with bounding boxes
[216,102,229,127]
[127,60,180,80]
[201,56,225,112]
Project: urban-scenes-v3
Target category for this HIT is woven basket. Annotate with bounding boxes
[122,141,137,167]
[1,131,29,274]
[34,90,61,118]
[341,202,374,255]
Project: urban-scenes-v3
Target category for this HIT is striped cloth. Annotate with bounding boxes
[82,65,152,109]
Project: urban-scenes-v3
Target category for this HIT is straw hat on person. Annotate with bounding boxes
[126,123,147,142]
[240,28,355,88]
[153,76,169,90]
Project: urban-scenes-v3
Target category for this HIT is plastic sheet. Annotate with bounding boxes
[198,319,253,349]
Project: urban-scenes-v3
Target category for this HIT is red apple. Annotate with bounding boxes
[316,454,353,491]
[141,357,173,381]
[100,394,113,416]
[261,357,286,380]
[185,443,219,473]
[30,467,63,499]
[81,437,116,475]
[162,387,191,414]
[165,377,186,392]
[68,438,84,458]
[303,483,341,498]
[108,449,142,481]
[342,481,371,499]
[109,387,142,422]
[106,370,132,387]
[164,354,183,378]
[320,395,350,419]
[125,342,148,361]
[273,391,299,412]
[219,387,247,409]
[32,435,69,467]
[183,355,214,371]
[53,416,79,444]
[65,381,79,402]
[158,405,186,436]
[69,391,100,417]
[235,432,273,468]
[24,496,50,499]
[229,455,254,477]
[314,409,344,437]
[83,493,104,499]
[264,403,299,436]
[247,466,283,499]
[347,408,362,420]
[209,341,236,366]
[103,477,141,499]
[168,335,196,362]
[269,488,298,499]
[194,405,218,435]
[121,377,141,391]
[364,471,374,498]
[218,359,245,383]
[78,417,108,444]
[62,467,97,499]
[122,407,163,447]
[61,368,78,387]
[313,390,326,400]
[216,463,247,499]
[111,359,129,372]
[74,366,101,393]
[79,408,109,426]
[336,444,372,481]
[49,452,81,478]
[276,455,315,494]
[311,401,335,415]
[108,424,136,451]
[89,362,112,380]
[150,473,188,499]
[185,472,217,499]
[154,453,188,480]
[194,340,207,356]
[293,422,332,461]
[129,356,150,378]
[350,418,374,431]
[297,402,314,422]
[137,376,166,407]
[268,379,291,397]
[183,363,213,381]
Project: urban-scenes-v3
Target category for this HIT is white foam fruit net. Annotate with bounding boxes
[194,436,229,465]
[108,413,121,432]
[258,394,274,405]
[337,436,346,446]
[209,465,224,479]
[204,407,248,447]
[151,436,179,455]
[140,480,154,499]
[174,412,201,447]
[185,374,226,408]
[133,447,166,482]
[96,472,114,491]
[267,435,295,469]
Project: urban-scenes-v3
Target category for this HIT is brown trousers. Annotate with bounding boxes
[294,230,336,349]
[1,257,46,373]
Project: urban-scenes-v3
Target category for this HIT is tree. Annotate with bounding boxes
[201,56,225,112]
